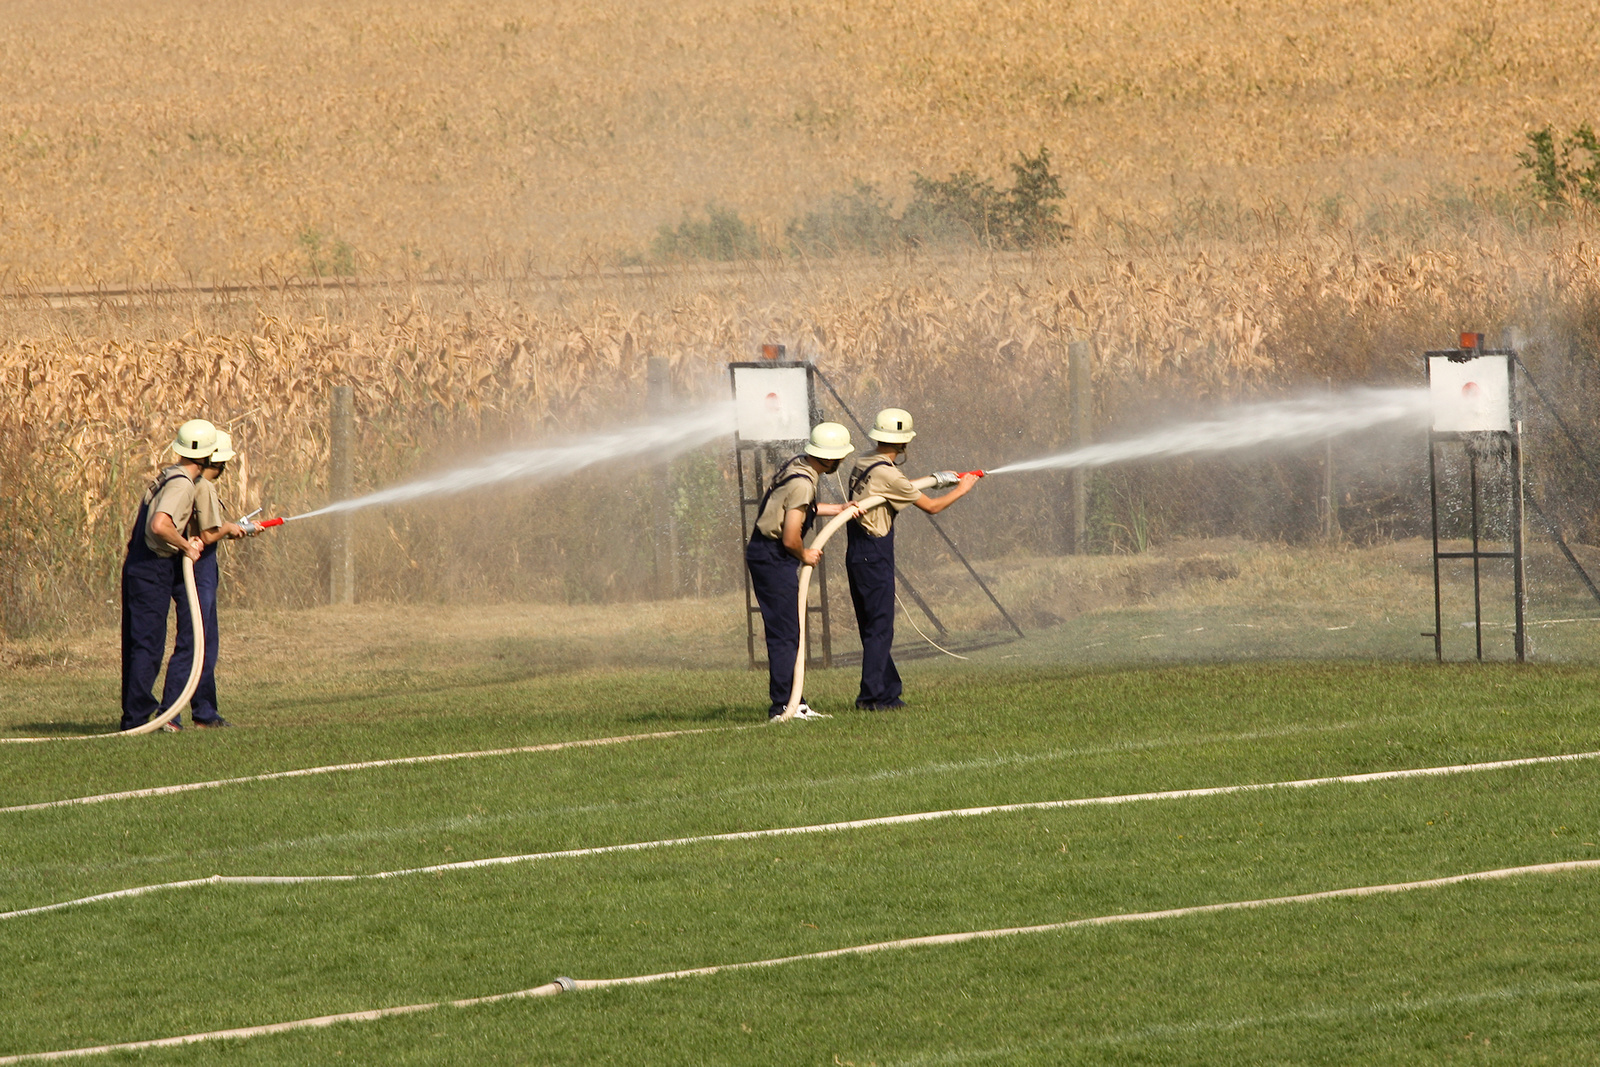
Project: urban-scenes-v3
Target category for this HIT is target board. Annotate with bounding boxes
[1428,354,1511,433]
[731,365,812,443]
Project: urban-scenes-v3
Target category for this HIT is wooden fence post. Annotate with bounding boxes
[1069,340,1093,553]
[647,357,681,597]
[329,385,355,605]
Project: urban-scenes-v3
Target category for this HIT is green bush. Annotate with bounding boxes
[786,181,903,257]
[902,146,1067,250]
[1517,124,1600,207]
[298,226,358,276]
[651,204,763,262]
[659,149,1068,263]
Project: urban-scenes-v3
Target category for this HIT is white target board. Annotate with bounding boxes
[1428,355,1511,432]
[732,366,811,442]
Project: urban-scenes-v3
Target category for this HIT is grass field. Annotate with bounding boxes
[4,592,1600,1063]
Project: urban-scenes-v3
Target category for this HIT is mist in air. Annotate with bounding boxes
[987,388,1433,475]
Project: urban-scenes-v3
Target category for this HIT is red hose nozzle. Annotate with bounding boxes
[258,517,285,529]
[957,470,986,479]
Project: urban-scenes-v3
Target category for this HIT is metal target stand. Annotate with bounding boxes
[731,349,833,671]
[1423,334,1527,662]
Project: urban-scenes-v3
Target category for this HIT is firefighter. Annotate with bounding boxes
[844,408,979,710]
[120,419,214,732]
[161,430,250,728]
[745,422,855,720]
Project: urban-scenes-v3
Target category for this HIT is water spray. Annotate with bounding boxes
[982,388,1430,476]
[254,402,736,526]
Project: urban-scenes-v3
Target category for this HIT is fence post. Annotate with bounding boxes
[1321,377,1340,542]
[329,384,355,605]
[1069,340,1093,553]
[647,357,681,597]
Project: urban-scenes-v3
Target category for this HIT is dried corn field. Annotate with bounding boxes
[1,0,1598,282]
[7,229,1600,635]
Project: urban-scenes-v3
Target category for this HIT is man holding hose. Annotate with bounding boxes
[161,430,251,729]
[745,422,856,721]
[845,408,980,711]
[120,419,213,732]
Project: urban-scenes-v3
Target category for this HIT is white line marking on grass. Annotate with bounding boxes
[6,748,1597,921]
[0,718,1361,821]
[1,720,1375,881]
[0,727,737,814]
[1,860,1596,1064]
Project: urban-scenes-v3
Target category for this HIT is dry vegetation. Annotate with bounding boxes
[7,231,1600,635]
[1,0,1598,280]
[4,0,1600,638]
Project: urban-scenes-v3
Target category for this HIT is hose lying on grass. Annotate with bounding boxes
[11,746,1599,921]
[4,858,1598,1063]
[1,556,203,743]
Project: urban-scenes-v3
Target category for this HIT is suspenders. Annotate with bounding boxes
[755,456,817,539]
[129,469,193,551]
[146,469,191,501]
[849,459,892,500]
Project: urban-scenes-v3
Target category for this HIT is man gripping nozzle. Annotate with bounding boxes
[745,422,856,721]
[844,408,980,711]
[120,419,213,732]
[161,430,254,729]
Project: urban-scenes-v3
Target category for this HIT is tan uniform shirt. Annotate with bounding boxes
[847,454,922,538]
[754,456,819,540]
[142,465,198,557]
[188,477,227,537]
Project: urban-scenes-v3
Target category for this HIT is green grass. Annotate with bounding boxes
[3,651,1600,1063]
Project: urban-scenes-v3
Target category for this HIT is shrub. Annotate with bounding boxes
[298,227,358,277]
[1517,124,1600,207]
[651,204,763,262]
[901,146,1068,250]
[786,181,903,257]
[786,147,1068,256]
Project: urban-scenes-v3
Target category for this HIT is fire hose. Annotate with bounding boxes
[776,471,983,723]
[1,555,204,742]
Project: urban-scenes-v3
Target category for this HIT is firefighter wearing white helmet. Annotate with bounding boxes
[161,430,252,729]
[120,419,217,731]
[843,408,979,710]
[746,422,856,720]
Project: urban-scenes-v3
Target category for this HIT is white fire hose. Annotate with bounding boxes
[1,556,203,742]
[776,473,949,723]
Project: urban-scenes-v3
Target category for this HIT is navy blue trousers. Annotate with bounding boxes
[120,533,181,731]
[745,534,803,711]
[162,547,221,723]
[845,522,902,707]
